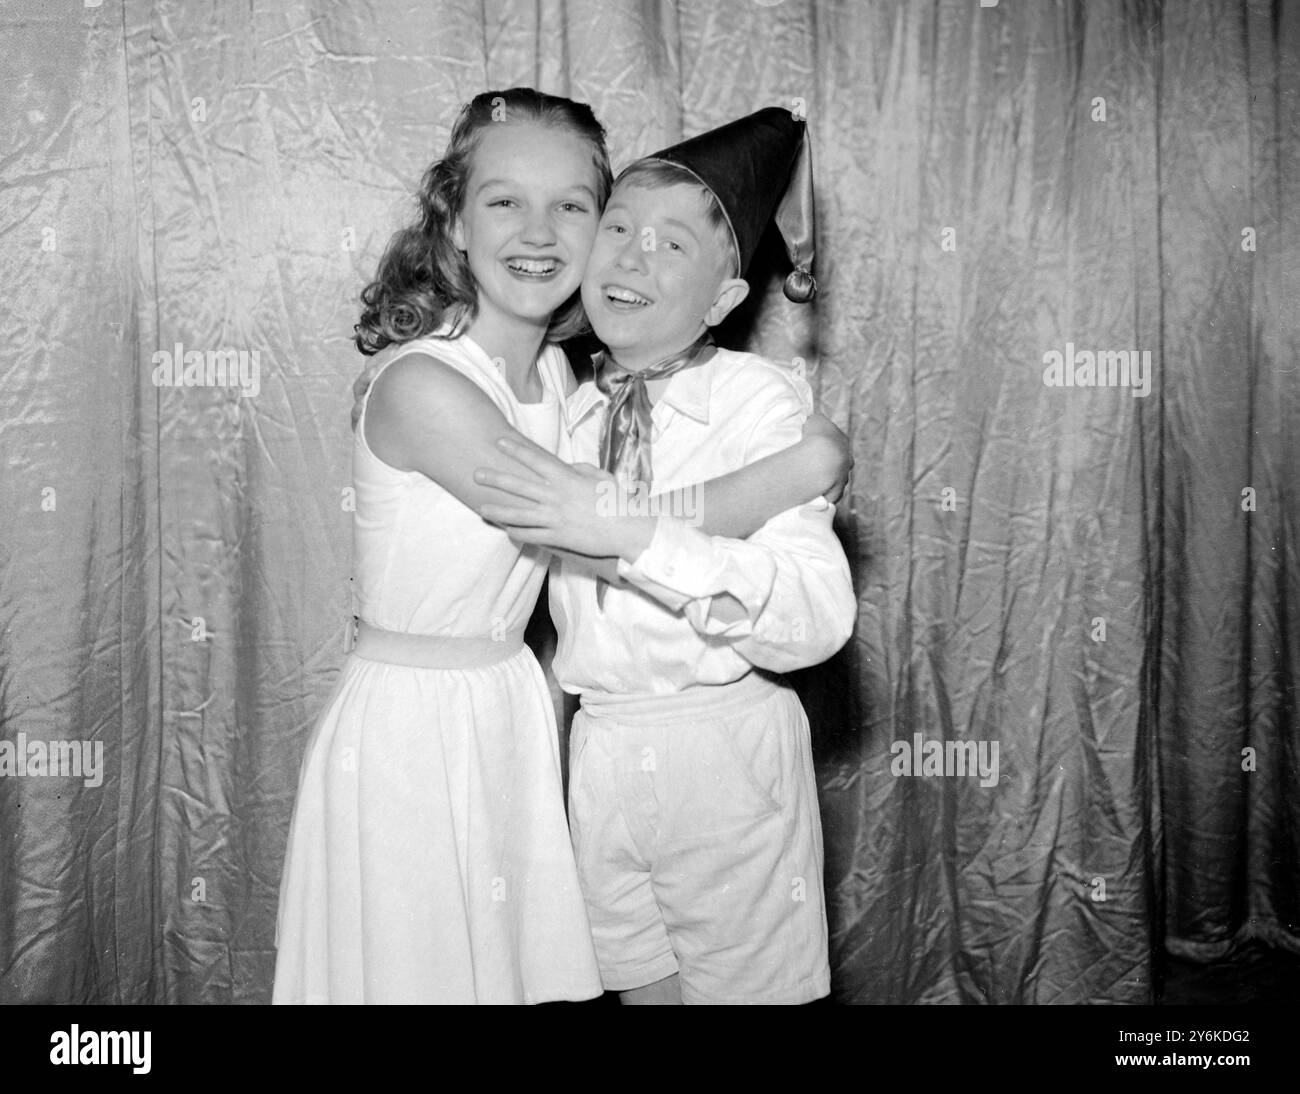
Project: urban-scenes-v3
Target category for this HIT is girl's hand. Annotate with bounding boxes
[800,411,854,504]
[475,436,655,561]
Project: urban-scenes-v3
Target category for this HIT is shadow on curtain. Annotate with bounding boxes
[0,0,1295,1003]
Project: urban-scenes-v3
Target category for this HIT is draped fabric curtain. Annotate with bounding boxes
[0,0,1294,1004]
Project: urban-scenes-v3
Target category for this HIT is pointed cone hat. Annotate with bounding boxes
[644,106,816,302]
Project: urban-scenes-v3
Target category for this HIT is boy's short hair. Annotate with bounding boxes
[613,159,740,278]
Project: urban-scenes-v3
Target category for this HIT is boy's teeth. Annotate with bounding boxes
[607,287,650,305]
[508,258,558,275]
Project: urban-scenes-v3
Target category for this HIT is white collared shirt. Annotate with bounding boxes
[548,346,856,698]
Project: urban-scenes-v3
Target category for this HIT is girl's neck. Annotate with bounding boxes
[462,307,548,401]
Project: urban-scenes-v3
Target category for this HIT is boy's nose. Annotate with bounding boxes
[615,236,649,272]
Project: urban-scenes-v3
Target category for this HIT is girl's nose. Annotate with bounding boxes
[520,209,557,246]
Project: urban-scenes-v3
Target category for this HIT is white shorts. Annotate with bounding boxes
[567,672,830,1004]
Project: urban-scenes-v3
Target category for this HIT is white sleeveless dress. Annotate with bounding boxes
[273,331,602,1004]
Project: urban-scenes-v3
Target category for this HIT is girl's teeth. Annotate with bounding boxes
[508,259,558,275]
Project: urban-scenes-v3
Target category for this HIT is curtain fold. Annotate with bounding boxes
[1154,0,1300,961]
[0,0,1294,1004]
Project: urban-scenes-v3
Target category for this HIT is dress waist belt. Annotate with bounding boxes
[352,620,525,669]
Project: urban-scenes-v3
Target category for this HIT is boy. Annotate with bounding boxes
[478,108,856,1004]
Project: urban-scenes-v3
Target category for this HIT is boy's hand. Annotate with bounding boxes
[350,357,386,430]
[475,436,655,561]
[800,412,853,504]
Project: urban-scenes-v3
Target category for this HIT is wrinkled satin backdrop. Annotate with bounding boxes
[1,0,1295,1004]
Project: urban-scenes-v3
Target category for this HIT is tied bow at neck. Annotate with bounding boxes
[595,332,717,492]
[591,332,716,608]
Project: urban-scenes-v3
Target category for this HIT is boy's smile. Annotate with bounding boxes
[601,284,653,310]
[581,180,748,372]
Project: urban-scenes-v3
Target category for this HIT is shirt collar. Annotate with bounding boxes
[653,356,713,425]
[563,345,716,433]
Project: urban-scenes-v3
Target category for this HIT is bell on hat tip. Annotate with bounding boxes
[784,267,816,303]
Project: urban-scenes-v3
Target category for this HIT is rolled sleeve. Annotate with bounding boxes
[617,499,855,670]
[617,516,778,632]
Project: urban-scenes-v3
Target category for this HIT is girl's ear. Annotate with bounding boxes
[450,213,466,252]
[705,278,750,328]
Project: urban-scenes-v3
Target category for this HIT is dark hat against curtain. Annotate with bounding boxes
[639,106,817,303]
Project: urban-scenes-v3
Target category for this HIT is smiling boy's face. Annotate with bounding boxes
[581,179,748,372]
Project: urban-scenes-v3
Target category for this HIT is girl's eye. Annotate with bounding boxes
[559,202,589,214]
[488,198,517,208]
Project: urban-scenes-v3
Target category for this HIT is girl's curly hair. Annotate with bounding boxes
[355,88,613,355]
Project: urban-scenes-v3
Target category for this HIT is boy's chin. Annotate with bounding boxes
[588,310,667,352]
[586,315,637,349]
[590,334,632,359]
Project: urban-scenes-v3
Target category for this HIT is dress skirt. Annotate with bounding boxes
[272,645,601,1004]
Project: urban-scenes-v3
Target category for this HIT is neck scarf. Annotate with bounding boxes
[595,332,717,493]
[591,332,716,608]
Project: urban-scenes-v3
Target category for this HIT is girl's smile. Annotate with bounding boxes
[504,256,564,278]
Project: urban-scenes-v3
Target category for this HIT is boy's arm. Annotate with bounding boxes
[617,500,856,673]
[616,381,857,673]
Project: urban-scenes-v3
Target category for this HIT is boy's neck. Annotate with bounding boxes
[603,332,715,403]
[606,331,713,375]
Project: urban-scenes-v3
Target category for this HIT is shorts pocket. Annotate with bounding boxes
[569,715,592,772]
[713,712,785,817]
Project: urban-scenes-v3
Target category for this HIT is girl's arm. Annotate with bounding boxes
[655,412,852,539]
[367,358,636,589]
[365,352,553,514]
[474,412,853,567]
[549,548,624,585]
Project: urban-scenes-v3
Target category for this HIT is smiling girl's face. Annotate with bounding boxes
[453,121,603,340]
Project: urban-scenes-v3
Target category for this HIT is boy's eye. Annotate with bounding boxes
[664,240,683,253]
[604,222,627,234]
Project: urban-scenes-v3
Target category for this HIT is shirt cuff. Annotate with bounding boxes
[616,516,775,633]
[615,517,697,612]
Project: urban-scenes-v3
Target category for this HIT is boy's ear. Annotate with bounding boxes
[705,278,750,328]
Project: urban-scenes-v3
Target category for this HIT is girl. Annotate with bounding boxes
[274,88,847,1004]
